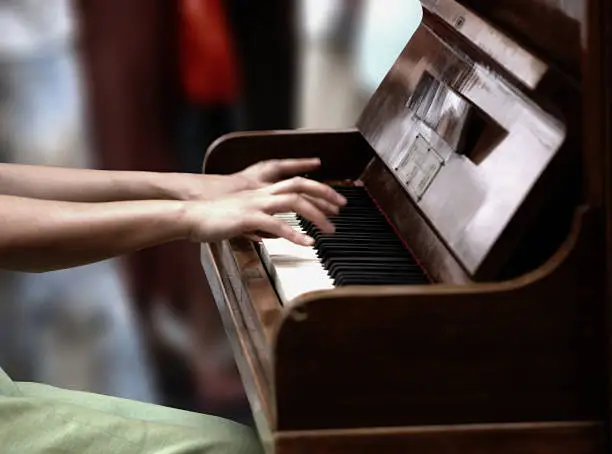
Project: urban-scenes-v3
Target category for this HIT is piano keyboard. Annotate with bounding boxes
[258,186,430,304]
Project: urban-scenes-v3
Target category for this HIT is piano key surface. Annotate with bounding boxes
[259,185,430,304]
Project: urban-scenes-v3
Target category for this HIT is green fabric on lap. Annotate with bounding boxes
[0,368,262,454]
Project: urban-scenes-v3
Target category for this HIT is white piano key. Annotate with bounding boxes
[272,262,335,303]
[259,212,335,304]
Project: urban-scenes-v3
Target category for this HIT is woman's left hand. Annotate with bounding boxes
[176,157,323,201]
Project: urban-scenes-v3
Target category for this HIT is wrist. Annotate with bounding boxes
[163,199,194,241]
[159,172,256,202]
[148,172,196,201]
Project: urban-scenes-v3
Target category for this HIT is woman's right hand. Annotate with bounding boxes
[183,177,347,246]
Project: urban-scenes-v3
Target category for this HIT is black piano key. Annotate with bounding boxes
[324,256,418,264]
[293,184,430,287]
[327,263,423,274]
[336,275,429,286]
[326,261,419,273]
[317,247,407,258]
[330,263,425,275]
[315,238,405,248]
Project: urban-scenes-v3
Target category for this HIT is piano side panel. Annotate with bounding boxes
[203,129,374,179]
[272,207,607,431]
[273,422,606,454]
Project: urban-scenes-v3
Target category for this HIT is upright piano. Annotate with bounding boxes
[200,0,611,452]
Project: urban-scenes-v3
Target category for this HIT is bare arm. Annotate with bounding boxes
[0,163,200,202]
[0,158,323,203]
[0,195,188,272]
[0,177,346,273]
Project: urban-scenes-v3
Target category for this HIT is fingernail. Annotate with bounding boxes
[304,236,315,245]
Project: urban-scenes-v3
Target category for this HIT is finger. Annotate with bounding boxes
[250,230,280,239]
[258,182,340,216]
[266,177,347,207]
[265,194,336,234]
[259,158,322,181]
[243,233,264,242]
[245,214,314,246]
[304,194,340,216]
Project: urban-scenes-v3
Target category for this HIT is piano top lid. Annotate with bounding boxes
[455,0,584,80]
[421,0,548,90]
[356,0,566,278]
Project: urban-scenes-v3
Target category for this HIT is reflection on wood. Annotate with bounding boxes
[457,0,583,78]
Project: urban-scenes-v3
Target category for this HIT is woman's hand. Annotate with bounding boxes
[176,158,324,201]
[183,177,346,245]
[236,157,323,186]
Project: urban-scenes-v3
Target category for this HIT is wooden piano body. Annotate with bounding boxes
[200,0,610,452]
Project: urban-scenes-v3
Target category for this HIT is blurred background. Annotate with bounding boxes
[0,0,420,423]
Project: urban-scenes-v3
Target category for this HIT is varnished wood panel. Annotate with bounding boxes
[204,129,374,178]
[421,0,548,90]
[457,0,584,79]
[273,208,606,431]
[361,159,471,284]
[229,238,281,350]
[275,422,605,454]
[357,13,569,278]
[201,244,276,433]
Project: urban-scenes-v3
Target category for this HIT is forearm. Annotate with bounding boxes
[0,195,188,272]
[0,163,188,202]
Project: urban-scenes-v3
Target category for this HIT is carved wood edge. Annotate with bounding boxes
[272,421,605,454]
[228,238,280,349]
[200,244,277,433]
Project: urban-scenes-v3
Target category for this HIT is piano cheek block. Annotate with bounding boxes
[202,129,375,181]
